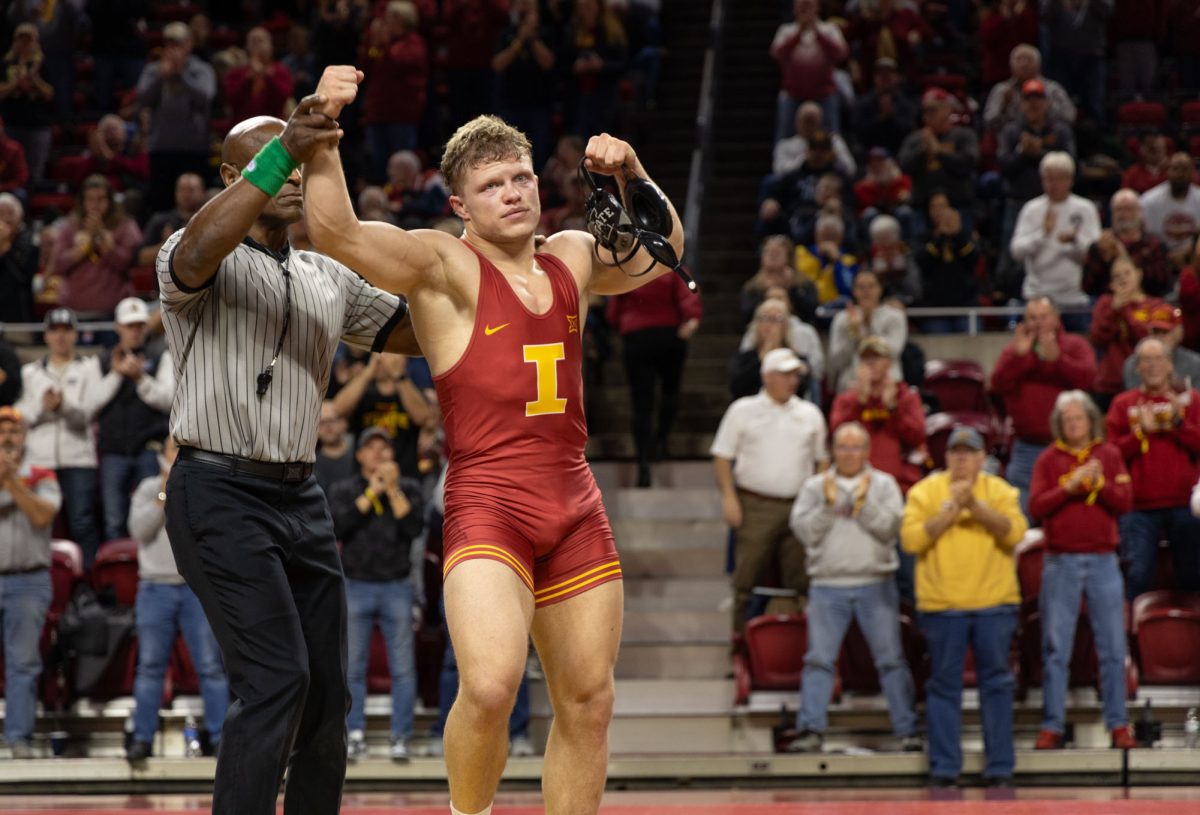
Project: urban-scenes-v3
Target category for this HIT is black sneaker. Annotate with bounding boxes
[929,775,958,788]
[986,775,1015,788]
[125,740,152,762]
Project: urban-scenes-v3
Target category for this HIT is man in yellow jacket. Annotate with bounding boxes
[901,426,1027,789]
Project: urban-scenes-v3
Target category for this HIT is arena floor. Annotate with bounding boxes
[7,789,1200,815]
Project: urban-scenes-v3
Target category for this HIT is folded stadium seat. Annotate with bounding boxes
[1151,538,1179,592]
[1015,529,1047,601]
[49,539,84,622]
[1181,101,1200,132]
[168,636,200,697]
[924,359,990,414]
[1117,101,1168,138]
[921,74,967,94]
[367,625,391,694]
[1190,136,1200,160]
[29,192,76,220]
[733,613,842,706]
[1132,591,1200,685]
[924,410,996,471]
[154,2,199,23]
[48,154,93,189]
[836,611,927,696]
[128,267,156,297]
[92,538,140,608]
[74,56,94,82]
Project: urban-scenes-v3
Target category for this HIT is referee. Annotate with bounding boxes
[157,97,417,815]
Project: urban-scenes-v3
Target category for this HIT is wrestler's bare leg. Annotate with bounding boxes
[531,579,624,815]
[443,560,534,813]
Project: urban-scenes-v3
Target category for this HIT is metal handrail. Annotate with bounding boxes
[680,0,725,278]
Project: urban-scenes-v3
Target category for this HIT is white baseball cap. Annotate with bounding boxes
[760,348,804,376]
[114,297,150,325]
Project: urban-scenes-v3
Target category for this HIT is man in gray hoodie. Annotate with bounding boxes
[786,422,920,753]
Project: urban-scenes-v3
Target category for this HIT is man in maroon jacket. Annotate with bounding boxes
[991,297,1097,517]
[1106,336,1200,598]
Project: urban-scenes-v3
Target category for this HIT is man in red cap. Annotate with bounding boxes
[1106,336,1200,598]
[983,44,1075,134]
[1121,303,1200,391]
[897,88,978,229]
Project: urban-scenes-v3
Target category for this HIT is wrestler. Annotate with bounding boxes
[301,66,684,815]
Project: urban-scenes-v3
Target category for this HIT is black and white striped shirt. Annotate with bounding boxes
[157,229,404,463]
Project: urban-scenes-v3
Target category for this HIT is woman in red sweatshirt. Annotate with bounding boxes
[1029,390,1134,751]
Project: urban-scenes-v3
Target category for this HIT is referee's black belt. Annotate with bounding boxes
[178,447,313,482]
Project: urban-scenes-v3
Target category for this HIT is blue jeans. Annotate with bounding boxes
[365,123,418,185]
[56,467,100,568]
[100,450,161,542]
[918,606,1018,780]
[132,581,229,745]
[346,578,417,739]
[1,570,51,745]
[1040,553,1128,734]
[797,580,917,737]
[1006,440,1045,522]
[1118,507,1200,599]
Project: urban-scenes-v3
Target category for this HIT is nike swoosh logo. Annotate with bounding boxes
[484,323,511,336]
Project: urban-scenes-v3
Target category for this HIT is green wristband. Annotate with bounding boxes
[241,136,298,197]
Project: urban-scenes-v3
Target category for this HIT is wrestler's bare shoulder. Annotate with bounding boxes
[541,230,595,284]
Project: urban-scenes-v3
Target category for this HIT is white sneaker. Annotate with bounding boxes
[347,730,368,761]
[390,737,410,762]
[509,735,535,757]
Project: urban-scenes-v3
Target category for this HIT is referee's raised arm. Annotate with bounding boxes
[171,95,342,289]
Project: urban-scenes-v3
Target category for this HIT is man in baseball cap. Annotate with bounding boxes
[0,400,62,758]
[1123,304,1200,390]
[43,308,76,330]
[901,419,1025,787]
[94,295,174,542]
[114,297,150,326]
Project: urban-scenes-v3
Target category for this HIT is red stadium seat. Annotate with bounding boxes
[1132,591,1200,684]
[735,613,807,704]
[129,268,156,297]
[922,73,967,93]
[49,539,84,622]
[1015,529,1047,602]
[1190,136,1200,160]
[28,192,76,219]
[1117,101,1167,127]
[48,154,93,188]
[367,625,391,694]
[168,636,199,697]
[155,3,199,23]
[92,538,140,608]
[1182,101,1200,130]
[924,359,990,413]
[924,411,996,471]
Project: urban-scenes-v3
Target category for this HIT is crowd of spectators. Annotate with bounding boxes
[753,0,1200,335]
[0,0,663,326]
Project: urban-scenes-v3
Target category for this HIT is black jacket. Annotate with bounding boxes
[329,473,424,582]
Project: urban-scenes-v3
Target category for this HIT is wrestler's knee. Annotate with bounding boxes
[554,674,615,738]
[457,670,522,723]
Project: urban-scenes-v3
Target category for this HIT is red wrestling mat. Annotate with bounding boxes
[7,790,1200,814]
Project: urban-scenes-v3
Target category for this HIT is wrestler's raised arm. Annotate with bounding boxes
[301,66,455,295]
[563,134,686,296]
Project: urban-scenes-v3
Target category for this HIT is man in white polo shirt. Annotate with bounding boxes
[712,347,829,635]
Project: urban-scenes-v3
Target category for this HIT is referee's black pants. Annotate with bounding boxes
[165,458,349,815]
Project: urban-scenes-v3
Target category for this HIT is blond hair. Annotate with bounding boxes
[440,115,533,195]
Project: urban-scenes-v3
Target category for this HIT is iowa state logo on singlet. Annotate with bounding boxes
[523,343,567,417]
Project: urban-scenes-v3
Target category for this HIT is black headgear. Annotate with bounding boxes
[579,159,696,291]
